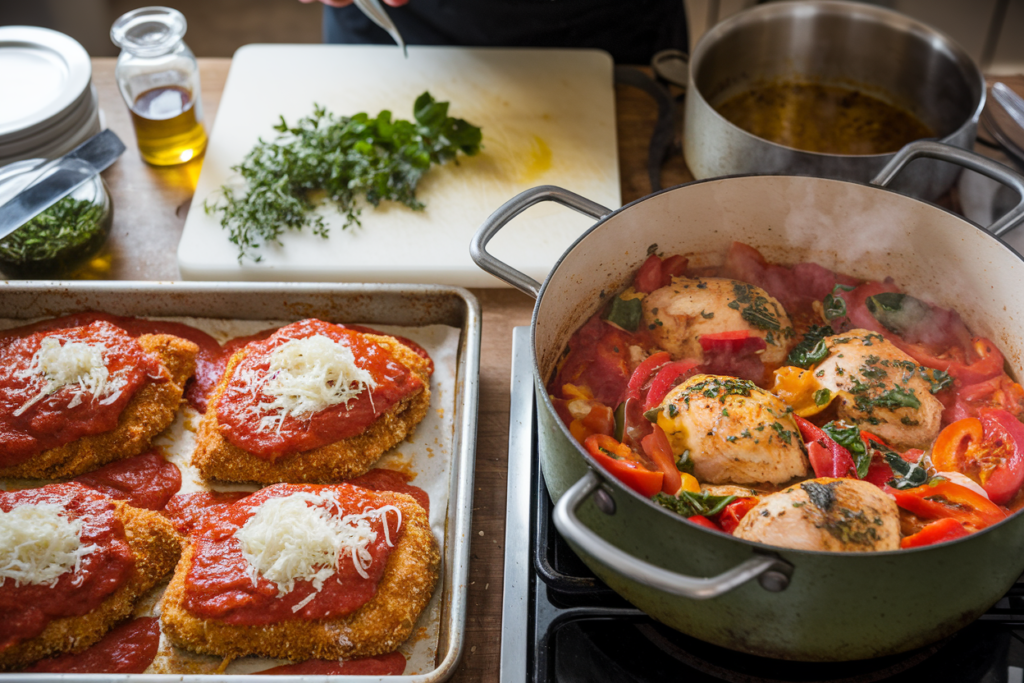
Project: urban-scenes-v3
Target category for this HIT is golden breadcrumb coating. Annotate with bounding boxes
[159,490,439,661]
[0,334,198,480]
[192,334,431,484]
[0,501,182,670]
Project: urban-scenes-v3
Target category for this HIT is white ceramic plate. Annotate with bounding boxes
[0,26,92,142]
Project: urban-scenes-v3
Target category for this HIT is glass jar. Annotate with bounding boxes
[0,160,113,279]
[110,7,208,166]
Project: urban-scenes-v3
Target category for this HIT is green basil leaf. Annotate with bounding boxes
[822,421,870,479]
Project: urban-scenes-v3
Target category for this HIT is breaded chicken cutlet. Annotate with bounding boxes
[0,332,198,480]
[160,484,439,661]
[0,483,181,670]
[192,322,431,484]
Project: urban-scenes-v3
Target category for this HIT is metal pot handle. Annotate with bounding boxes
[553,470,794,599]
[470,185,612,298]
[871,140,1024,237]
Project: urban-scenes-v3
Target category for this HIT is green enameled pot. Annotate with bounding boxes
[472,142,1024,661]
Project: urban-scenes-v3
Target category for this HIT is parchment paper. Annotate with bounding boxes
[1,316,461,676]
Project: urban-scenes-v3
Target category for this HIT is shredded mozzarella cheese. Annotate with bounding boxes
[0,503,97,587]
[14,336,126,416]
[247,334,377,432]
[235,490,400,605]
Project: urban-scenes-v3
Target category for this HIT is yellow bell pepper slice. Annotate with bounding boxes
[772,366,834,417]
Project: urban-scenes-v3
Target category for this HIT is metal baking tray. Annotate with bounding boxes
[0,281,480,682]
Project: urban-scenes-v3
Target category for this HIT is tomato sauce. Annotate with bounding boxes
[349,467,431,515]
[181,483,403,625]
[73,450,182,510]
[215,319,424,460]
[0,321,162,467]
[0,483,134,651]
[22,617,160,674]
[0,313,431,417]
[258,650,407,675]
[162,490,250,536]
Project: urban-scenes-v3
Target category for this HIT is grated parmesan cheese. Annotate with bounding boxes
[235,491,400,609]
[247,335,377,432]
[14,336,126,416]
[0,503,97,587]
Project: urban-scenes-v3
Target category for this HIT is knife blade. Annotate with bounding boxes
[353,0,407,57]
[0,129,126,241]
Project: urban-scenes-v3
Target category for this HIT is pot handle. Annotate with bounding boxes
[553,470,794,599]
[470,185,612,298]
[871,140,1024,237]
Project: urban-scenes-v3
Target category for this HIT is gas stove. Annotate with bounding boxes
[500,327,1024,683]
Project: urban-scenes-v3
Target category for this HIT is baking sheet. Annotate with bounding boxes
[0,315,462,677]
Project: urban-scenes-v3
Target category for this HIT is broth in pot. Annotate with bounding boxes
[715,81,935,156]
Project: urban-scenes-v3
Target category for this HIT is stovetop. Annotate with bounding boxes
[500,327,1024,683]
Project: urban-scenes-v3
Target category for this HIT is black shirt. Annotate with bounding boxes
[323,0,687,64]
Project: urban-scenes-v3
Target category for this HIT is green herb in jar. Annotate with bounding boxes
[0,196,108,278]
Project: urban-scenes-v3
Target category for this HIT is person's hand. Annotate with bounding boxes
[298,0,409,7]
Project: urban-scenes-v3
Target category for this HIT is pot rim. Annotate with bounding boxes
[686,0,987,161]
[531,172,1024,558]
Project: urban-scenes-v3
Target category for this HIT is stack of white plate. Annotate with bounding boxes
[0,26,100,167]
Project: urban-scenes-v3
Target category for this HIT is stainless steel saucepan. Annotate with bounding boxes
[683,1,985,200]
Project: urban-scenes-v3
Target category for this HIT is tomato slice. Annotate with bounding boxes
[640,425,683,495]
[584,434,663,497]
[978,409,1024,505]
[661,255,688,279]
[931,410,1024,505]
[715,497,758,534]
[888,481,1008,531]
[634,254,665,294]
[644,360,699,410]
[899,518,970,548]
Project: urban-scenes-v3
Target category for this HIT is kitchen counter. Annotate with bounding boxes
[85,57,1024,681]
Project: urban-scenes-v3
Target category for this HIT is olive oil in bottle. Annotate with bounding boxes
[130,85,207,166]
[111,7,207,166]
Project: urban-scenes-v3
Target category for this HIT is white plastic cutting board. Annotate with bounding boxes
[178,45,621,285]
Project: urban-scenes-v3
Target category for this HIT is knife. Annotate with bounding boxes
[353,0,407,57]
[0,129,126,241]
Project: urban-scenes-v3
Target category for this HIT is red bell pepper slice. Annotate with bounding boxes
[687,515,721,531]
[644,360,700,411]
[640,425,683,495]
[714,497,759,534]
[887,480,1008,531]
[584,434,663,498]
[698,331,767,381]
[931,409,1024,505]
[627,351,671,398]
[899,518,970,549]
[794,415,858,479]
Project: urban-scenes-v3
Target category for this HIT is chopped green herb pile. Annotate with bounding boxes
[205,92,483,262]
[0,196,105,267]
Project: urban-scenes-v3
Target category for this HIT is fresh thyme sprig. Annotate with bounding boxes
[205,92,482,262]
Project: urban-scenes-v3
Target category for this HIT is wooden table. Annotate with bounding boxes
[85,59,1024,681]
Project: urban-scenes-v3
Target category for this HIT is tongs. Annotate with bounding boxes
[353,0,407,57]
